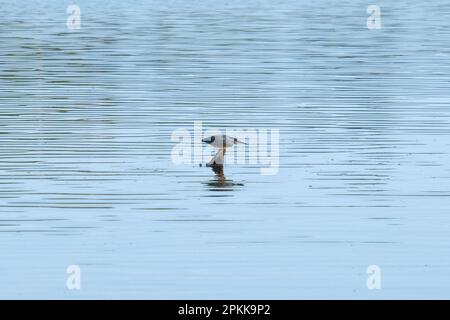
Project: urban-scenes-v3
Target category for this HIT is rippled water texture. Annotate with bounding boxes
[1,0,450,298]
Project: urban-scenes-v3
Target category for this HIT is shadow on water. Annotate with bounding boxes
[204,164,244,191]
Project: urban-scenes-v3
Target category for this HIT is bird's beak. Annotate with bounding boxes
[201,138,209,143]
[236,139,246,145]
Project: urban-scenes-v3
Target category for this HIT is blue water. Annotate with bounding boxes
[1,0,450,299]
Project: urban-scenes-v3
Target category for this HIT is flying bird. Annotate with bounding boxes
[202,135,245,169]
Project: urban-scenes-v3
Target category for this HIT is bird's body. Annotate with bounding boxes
[202,134,240,149]
[202,135,244,167]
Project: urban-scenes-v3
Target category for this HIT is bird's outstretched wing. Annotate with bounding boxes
[207,148,226,166]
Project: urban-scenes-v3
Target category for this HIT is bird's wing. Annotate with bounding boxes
[207,148,226,166]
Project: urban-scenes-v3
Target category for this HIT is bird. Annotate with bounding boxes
[201,135,245,169]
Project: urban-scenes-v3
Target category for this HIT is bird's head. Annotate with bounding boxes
[202,136,215,144]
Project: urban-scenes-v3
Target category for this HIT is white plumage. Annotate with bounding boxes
[202,135,245,167]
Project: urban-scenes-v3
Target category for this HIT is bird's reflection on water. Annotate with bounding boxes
[204,164,244,191]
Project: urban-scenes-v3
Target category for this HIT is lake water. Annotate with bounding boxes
[1,0,450,299]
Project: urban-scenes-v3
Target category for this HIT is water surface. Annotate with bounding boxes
[1,0,450,298]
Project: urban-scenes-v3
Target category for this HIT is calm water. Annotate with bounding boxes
[1,0,450,299]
